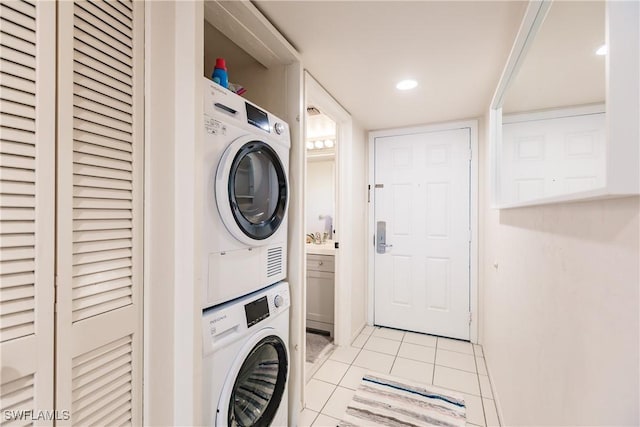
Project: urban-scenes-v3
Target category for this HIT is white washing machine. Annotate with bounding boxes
[203,78,290,308]
[202,281,290,427]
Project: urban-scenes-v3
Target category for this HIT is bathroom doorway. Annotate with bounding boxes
[300,71,356,414]
[301,72,354,405]
[304,107,337,378]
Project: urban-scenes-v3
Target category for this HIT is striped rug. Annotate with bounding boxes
[339,373,466,427]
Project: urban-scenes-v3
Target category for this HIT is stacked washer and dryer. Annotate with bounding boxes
[201,78,291,427]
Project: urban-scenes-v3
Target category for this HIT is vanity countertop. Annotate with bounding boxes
[305,241,335,256]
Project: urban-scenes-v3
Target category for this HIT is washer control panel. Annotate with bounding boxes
[266,285,290,316]
[242,283,290,328]
[244,295,270,328]
[202,281,290,355]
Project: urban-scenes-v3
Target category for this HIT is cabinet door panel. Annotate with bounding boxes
[56,1,143,425]
[1,1,55,423]
[306,271,335,325]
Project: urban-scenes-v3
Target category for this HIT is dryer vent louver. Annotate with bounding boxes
[267,247,283,278]
[306,106,321,116]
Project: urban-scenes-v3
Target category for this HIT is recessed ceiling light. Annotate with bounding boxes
[314,140,324,149]
[306,141,315,150]
[596,44,607,56]
[396,79,418,91]
[324,139,334,148]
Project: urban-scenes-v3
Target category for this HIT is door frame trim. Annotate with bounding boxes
[367,120,479,343]
[304,71,353,350]
[302,72,353,409]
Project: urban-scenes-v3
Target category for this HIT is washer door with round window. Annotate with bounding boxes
[216,136,289,246]
[217,329,289,427]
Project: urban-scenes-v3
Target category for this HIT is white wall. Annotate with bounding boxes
[480,115,640,425]
[173,2,204,424]
[204,22,287,118]
[306,159,335,236]
[350,120,368,339]
[203,21,257,78]
[145,2,203,424]
[144,2,175,424]
[234,64,287,119]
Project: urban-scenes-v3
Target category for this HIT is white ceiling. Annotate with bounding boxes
[254,1,528,130]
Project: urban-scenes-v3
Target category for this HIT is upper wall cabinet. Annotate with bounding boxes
[490,0,639,208]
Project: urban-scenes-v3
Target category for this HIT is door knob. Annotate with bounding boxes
[376,221,393,253]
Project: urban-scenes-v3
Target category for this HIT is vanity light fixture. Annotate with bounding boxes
[324,139,334,148]
[396,79,418,91]
[314,140,324,149]
[306,141,315,150]
[596,44,607,56]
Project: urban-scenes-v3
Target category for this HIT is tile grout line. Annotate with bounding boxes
[311,353,339,418]
[430,344,486,399]
[363,336,405,358]
[343,334,369,388]
[352,344,364,367]
[473,344,489,427]
[482,354,501,426]
[432,337,438,384]
[435,345,476,356]
[308,409,319,427]
[348,344,364,369]
[317,383,339,420]
[433,362,478,375]
[315,334,372,423]
[363,343,436,359]
[391,333,408,374]
[312,361,351,387]
[481,346,501,427]
[361,329,374,346]
[388,332,405,374]
[308,344,337,379]
[309,354,347,419]
[310,375,336,386]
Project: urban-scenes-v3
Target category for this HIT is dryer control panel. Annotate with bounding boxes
[203,77,290,149]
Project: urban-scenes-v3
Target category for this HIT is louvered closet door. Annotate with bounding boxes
[1,1,55,424]
[56,1,143,425]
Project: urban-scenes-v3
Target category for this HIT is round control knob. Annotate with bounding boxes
[274,122,284,135]
[274,294,283,308]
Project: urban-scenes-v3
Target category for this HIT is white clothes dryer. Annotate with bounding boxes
[203,78,290,308]
[202,281,290,427]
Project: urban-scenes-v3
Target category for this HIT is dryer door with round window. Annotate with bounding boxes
[217,138,288,245]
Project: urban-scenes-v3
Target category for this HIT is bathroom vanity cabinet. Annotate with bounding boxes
[306,254,335,336]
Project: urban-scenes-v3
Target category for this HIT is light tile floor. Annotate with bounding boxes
[300,326,500,427]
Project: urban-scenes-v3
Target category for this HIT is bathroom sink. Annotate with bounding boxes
[305,240,335,255]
